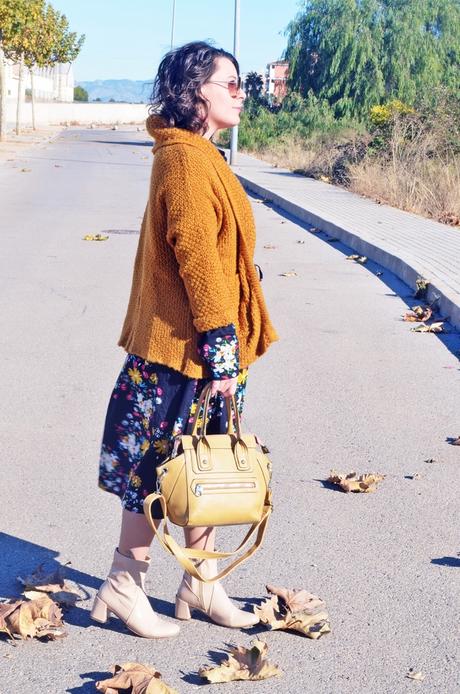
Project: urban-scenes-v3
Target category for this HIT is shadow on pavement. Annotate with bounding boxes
[181,645,235,686]
[431,555,460,567]
[92,140,151,147]
[0,532,102,597]
[66,670,109,693]
[0,532,177,630]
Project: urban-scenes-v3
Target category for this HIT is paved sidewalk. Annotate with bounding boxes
[0,125,63,162]
[233,152,460,331]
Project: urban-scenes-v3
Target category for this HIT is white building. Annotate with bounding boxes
[4,58,75,102]
[265,60,289,102]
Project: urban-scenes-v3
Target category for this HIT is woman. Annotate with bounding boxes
[92,41,278,639]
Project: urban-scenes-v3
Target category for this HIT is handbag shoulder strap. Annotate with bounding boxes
[143,493,272,583]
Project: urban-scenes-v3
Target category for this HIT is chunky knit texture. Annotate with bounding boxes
[118,115,278,378]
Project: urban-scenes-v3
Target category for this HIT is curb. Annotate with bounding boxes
[236,171,460,333]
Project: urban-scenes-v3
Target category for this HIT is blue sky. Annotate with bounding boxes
[56,0,302,81]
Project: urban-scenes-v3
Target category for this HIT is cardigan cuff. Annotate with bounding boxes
[197,324,240,379]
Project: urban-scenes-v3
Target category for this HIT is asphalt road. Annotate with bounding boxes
[0,127,459,694]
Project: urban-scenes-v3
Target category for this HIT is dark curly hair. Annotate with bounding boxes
[149,41,239,134]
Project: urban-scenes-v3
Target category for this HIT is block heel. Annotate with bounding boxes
[91,595,109,623]
[175,596,192,620]
[90,549,180,638]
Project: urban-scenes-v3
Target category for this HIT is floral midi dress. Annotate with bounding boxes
[98,324,247,517]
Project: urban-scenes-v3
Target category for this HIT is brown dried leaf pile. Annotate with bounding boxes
[199,639,282,683]
[0,595,66,640]
[411,321,444,333]
[96,662,178,694]
[18,563,83,606]
[254,584,331,639]
[414,277,430,299]
[328,470,385,493]
[346,254,368,264]
[402,305,433,322]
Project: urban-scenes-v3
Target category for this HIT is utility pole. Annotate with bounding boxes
[229,0,240,165]
[170,0,176,50]
[0,29,6,142]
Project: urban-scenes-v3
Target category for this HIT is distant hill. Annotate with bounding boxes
[76,79,152,103]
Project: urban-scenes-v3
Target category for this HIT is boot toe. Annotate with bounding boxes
[231,610,260,629]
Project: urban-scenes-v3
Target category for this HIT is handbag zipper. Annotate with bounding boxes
[194,481,256,496]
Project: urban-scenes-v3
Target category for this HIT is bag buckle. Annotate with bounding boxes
[156,467,167,494]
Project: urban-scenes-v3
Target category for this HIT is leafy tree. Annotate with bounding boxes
[244,71,264,100]
[74,85,88,101]
[46,5,84,110]
[381,0,460,103]
[284,0,385,118]
[0,0,84,136]
[0,0,45,136]
[284,0,460,118]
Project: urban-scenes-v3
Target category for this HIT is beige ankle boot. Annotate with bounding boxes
[175,559,259,628]
[91,549,180,638]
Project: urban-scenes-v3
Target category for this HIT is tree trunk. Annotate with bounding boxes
[0,45,6,142]
[15,55,24,136]
[30,68,36,130]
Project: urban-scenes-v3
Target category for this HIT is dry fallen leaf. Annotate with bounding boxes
[328,470,385,493]
[96,662,178,694]
[199,640,282,683]
[0,596,66,640]
[411,322,444,333]
[18,563,83,606]
[406,669,425,681]
[82,234,109,241]
[402,305,433,322]
[346,254,368,264]
[414,278,430,299]
[279,271,298,277]
[254,585,331,639]
[319,175,330,183]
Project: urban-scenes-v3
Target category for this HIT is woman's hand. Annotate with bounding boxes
[210,377,238,398]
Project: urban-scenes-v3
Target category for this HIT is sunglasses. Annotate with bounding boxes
[206,77,242,97]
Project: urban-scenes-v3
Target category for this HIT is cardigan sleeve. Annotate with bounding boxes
[160,147,237,333]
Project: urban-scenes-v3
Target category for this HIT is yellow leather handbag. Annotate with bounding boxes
[144,383,272,582]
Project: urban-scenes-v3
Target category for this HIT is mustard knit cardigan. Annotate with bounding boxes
[118,115,278,378]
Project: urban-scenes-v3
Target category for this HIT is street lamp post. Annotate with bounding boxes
[170,0,176,50]
[229,0,240,165]
[0,29,6,142]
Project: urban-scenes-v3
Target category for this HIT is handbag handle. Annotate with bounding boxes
[190,382,242,439]
[143,492,272,583]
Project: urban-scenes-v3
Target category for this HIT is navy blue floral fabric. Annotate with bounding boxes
[197,323,239,379]
[98,327,246,517]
